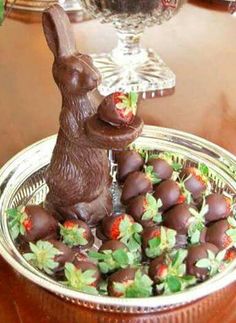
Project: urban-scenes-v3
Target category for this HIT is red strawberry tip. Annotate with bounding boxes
[110,215,126,240]
[23,218,32,231]
[177,194,186,204]
[64,220,77,229]
[156,264,168,279]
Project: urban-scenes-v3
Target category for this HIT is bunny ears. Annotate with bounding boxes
[42,4,77,58]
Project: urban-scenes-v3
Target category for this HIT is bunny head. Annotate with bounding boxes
[42,5,101,95]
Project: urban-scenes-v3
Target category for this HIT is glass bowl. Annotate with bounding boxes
[0,125,236,313]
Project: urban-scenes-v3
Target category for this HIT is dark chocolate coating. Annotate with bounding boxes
[73,260,101,287]
[42,5,112,225]
[141,226,162,250]
[49,191,112,226]
[23,205,58,243]
[107,267,136,296]
[180,167,207,199]
[47,239,75,272]
[148,255,166,283]
[205,194,231,223]
[62,219,94,249]
[121,172,152,204]
[147,158,173,181]
[153,180,181,211]
[99,240,127,252]
[127,195,156,228]
[95,224,108,242]
[162,203,192,234]
[186,243,219,280]
[85,114,143,150]
[97,94,134,127]
[204,219,230,250]
[116,150,144,182]
[101,214,134,240]
[73,252,88,263]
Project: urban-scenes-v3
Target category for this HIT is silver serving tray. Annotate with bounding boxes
[0,125,236,313]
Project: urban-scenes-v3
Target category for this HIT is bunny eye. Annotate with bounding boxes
[75,65,83,73]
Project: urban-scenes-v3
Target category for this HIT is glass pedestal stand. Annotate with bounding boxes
[91,29,176,98]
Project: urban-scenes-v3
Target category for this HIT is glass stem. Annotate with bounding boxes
[112,28,148,65]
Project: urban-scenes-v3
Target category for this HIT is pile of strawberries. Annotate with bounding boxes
[6,148,236,298]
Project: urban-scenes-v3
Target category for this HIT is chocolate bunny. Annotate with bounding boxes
[42,5,112,226]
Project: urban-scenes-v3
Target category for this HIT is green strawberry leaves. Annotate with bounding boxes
[145,227,176,258]
[23,240,61,275]
[177,177,193,204]
[64,263,98,295]
[196,249,226,276]
[129,92,138,110]
[113,249,133,266]
[98,280,108,296]
[188,200,208,244]
[6,206,27,240]
[198,163,209,177]
[226,217,236,246]
[156,249,196,294]
[113,270,153,298]
[89,248,136,274]
[59,224,88,247]
[166,276,181,292]
[117,92,138,115]
[0,0,4,25]
[227,216,236,227]
[137,149,149,163]
[145,236,161,258]
[141,193,162,224]
[144,165,162,185]
[119,216,143,252]
[171,249,188,270]
[113,282,126,295]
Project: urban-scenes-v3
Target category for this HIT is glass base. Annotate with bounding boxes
[91,49,176,98]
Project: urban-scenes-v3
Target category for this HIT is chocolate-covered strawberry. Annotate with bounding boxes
[179,164,209,200]
[153,179,182,211]
[163,201,209,244]
[116,150,144,182]
[147,151,181,181]
[101,214,143,252]
[6,205,58,242]
[142,226,176,258]
[163,204,192,235]
[97,92,138,127]
[201,217,236,250]
[89,240,136,274]
[127,193,162,227]
[64,260,101,294]
[186,243,223,280]
[204,193,232,223]
[23,239,74,275]
[59,219,94,249]
[121,167,161,204]
[149,249,196,294]
[107,268,153,298]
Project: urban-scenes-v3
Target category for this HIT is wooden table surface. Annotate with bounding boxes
[0,1,236,322]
